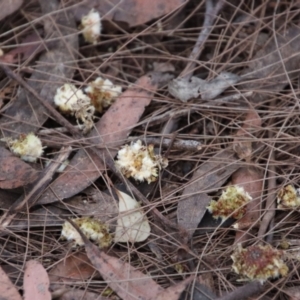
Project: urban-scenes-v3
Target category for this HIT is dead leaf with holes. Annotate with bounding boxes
[23,260,51,300]
[37,71,173,205]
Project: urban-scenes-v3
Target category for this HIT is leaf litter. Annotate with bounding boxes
[1,1,300,299]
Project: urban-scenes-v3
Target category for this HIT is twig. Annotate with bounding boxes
[128,136,202,151]
[182,0,226,80]
[216,281,264,300]
[162,0,225,134]
[0,146,72,228]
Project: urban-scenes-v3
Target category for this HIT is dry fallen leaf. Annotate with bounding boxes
[76,225,192,300]
[114,190,151,243]
[168,72,241,102]
[0,266,22,300]
[0,146,39,189]
[38,72,172,205]
[177,149,240,239]
[23,260,51,300]
[231,167,263,243]
[0,0,23,21]
[49,252,99,283]
[233,109,262,161]
[73,0,187,28]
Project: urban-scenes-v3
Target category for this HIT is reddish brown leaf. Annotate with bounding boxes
[0,0,23,21]
[38,72,171,205]
[84,238,191,300]
[177,149,240,239]
[49,252,99,283]
[74,0,187,27]
[0,147,39,189]
[0,266,22,300]
[231,167,263,243]
[23,260,51,300]
[233,109,262,161]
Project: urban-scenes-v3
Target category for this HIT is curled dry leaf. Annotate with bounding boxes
[37,72,172,205]
[0,266,22,300]
[114,190,151,243]
[168,72,241,102]
[23,260,51,300]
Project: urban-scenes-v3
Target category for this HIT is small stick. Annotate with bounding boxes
[129,137,202,151]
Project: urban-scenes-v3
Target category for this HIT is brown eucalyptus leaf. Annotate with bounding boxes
[23,260,51,300]
[84,237,192,300]
[177,149,240,239]
[37,72,172,205]
[0,147,39,189]
[0,266,22,300]
[233,109,262,161]
[232,167,263,243]
[0,0,23,21]
[49,252,99,283]
[73,0,187,28]
[8,206,66,230]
